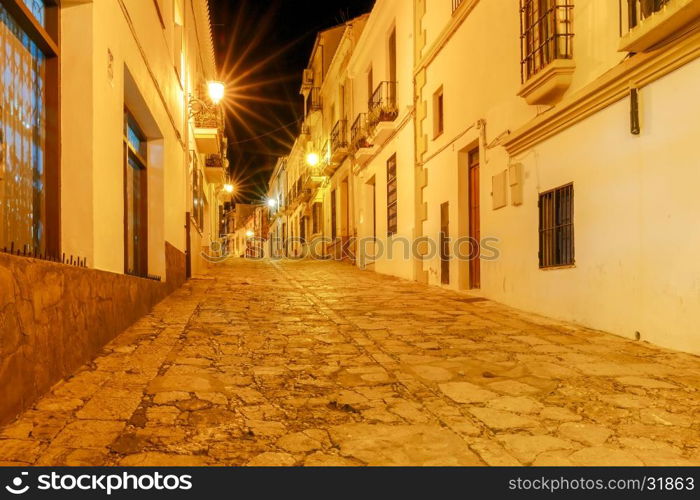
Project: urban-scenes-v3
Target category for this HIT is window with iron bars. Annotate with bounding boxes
[520,0,574,83]
[539,184,574,268]
[623,0,672,31]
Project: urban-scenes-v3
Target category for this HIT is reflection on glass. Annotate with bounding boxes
[0,4,46,254]
[21,0,45,26]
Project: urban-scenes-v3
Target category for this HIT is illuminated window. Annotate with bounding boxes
[0,3,47,254]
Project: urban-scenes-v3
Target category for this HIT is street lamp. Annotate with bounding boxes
[267,198,277,208]
[246,230,255,238]
[224,183,234,194]
[207,81,225,105]
[189,80,226,119]
[306,152,320,167]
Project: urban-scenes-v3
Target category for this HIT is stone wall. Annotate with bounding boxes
[0,243,186,425]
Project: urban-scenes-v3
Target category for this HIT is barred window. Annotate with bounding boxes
[387,154,397,236]
[539,184,574,268]
[520,0,574,82]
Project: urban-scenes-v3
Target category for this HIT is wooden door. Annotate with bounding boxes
[468,148,481,289]
[440,202,450,285]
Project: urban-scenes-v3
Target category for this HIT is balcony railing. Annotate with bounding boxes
[306,87,321,117]
[205,154,223,168]
[519,0,574,83]
[452,0,465,13]
[350,113,371,152]
[331,119,348,152]
[628,0,672,28]
[193,105,223,130]
[368,81,398,129]
[320,140,331,168]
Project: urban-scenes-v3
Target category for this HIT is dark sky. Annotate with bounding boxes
[208,0,375,203]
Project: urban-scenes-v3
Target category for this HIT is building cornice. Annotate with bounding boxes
[503,26,700,157]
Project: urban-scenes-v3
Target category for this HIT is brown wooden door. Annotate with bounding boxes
[468,148,481,289]
[440,202,450,285]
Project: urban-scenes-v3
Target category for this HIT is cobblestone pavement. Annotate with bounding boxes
[1,259,699,466]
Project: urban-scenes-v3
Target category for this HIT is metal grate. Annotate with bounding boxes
[520,0,574,83]
[539,183,574,268]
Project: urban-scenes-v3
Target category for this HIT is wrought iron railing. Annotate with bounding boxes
[306,87,321,117]
[126,270,162,282]
[452,0,465,13]
[368,81,398,129]
[621,0,672,33]
[1,242,87,267]
[193,104,223,129]
[331,119,348,152]
[519,0,574,83]
[350,113,371,152]
[205,154,223,168]
[320,140,331,169]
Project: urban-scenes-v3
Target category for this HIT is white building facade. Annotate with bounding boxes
[270,0,700,355]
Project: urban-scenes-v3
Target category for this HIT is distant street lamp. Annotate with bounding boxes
[267,198,277,208]
[246,230,255,238]
[224,183,234,194]
[305,152,320,167]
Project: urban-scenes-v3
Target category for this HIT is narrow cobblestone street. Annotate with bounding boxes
[1,259,698,466]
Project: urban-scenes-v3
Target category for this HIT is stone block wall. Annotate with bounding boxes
[0,243,186,425]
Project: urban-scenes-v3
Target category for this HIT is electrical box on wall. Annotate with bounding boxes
[509,163,523,206]
[492,170,508,210]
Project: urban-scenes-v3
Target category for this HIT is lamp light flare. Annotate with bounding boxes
[224,183,235,194]
[267,198,277,208]
[208,81,226,104]
[246,230,255,238]
[306,152,320,167]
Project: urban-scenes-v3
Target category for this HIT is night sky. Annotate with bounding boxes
[208,0,376,203]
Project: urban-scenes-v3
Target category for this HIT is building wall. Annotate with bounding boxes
[418,0,700,354]
[349,0,416,280]
[61,0,221,281]
[268,0,700,354]
[0,246,185,425]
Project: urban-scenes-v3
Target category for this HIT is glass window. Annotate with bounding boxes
[0,4,46,254]
[21,0,45,26]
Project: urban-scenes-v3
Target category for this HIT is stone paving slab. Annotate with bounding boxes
[0,259,698,466]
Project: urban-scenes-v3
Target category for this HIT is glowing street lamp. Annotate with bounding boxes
[208,81,225,105]
[306,152,320,167]
[267,198,277,208]
[223,183,234,194]
[246,230,255,238]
